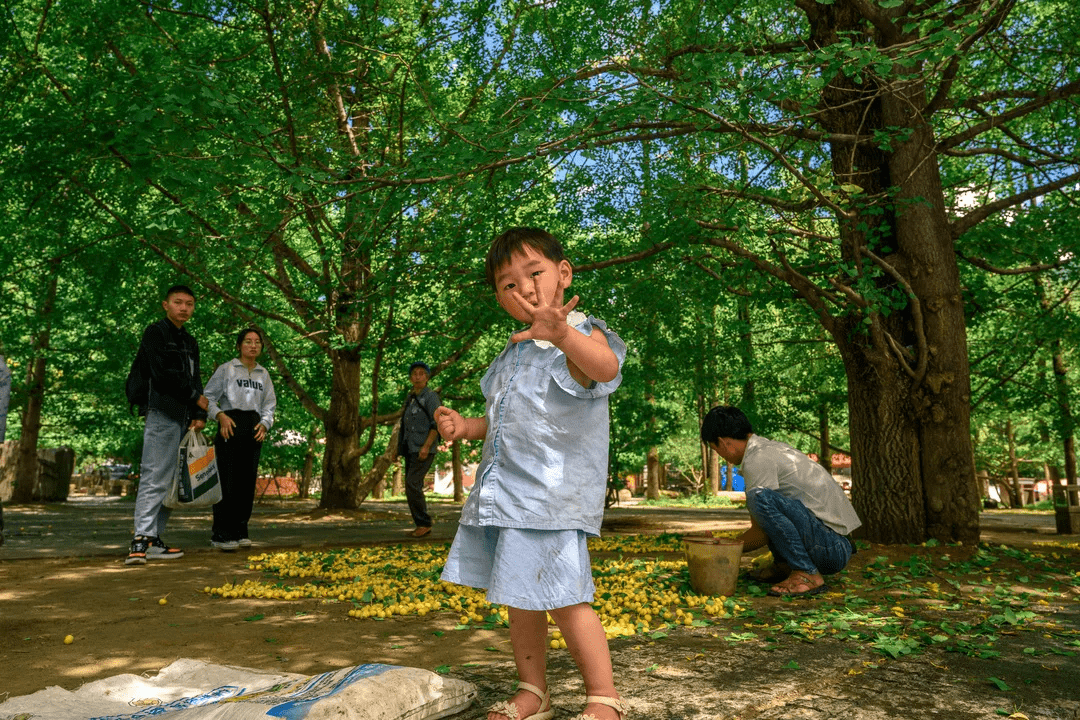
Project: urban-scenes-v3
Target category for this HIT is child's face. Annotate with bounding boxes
[493,244,572,324]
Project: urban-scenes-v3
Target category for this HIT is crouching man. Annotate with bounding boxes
[701,405,861,597]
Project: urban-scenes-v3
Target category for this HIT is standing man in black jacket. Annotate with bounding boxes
[126,285,209,565]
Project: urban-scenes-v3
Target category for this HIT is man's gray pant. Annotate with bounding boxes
[134,409,184,538]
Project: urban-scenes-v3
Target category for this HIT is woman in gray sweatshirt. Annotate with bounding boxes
[203,328,277,550]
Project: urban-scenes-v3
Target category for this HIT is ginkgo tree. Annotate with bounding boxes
[495,0,1080,542]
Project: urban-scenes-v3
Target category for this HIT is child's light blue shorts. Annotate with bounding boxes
[440,525,595,611]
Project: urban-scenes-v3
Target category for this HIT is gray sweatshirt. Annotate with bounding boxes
[204,358,277,431]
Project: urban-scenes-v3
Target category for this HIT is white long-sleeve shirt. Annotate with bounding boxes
[204,358,277,432]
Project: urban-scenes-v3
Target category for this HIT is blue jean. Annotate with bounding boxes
[134,409,184,538]
[745,486,852,576]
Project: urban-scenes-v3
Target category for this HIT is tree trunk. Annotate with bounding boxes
[12,355,47,504]
[976,470,990,502]
[843,350,925,542]
[1034,272,1076,486]
[352,428,400,502]
[886,67,979,542]
[709,446,720,494]
[1052,349,1077,485]
[12,263,58,504]
[646,447,660,500]
[1007,419,1023,508]
[802,0,979,543]
[372,424,401,500]
[818,403,832,474]
[451,440,465,503]
[300,422,319,500]
[737,297,756,424]
[392,465,403,496]
[318,348,364,508]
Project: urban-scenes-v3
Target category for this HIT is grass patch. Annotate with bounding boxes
[638,494,744,509]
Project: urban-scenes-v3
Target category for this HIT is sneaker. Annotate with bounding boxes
[237,537,252,548]
[126,536,150,565]
[211,536,239,552]
[410,526,432,538]
[146,536,184,560]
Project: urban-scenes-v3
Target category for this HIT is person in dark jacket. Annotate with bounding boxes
[395,361,440,537]
[126,285,209,565]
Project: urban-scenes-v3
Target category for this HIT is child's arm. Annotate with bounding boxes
[434,406,487,442]
[554,323,619,387]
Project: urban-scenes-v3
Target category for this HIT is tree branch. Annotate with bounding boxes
[939,78,1080,149]
[951,169,1080,238]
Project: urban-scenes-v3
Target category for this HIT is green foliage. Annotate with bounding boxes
[1,0,1078,531]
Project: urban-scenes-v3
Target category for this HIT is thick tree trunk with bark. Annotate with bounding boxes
[842,348,925,542]
[882,70,980,542]
[319,348,364,509]
[802,0,980,543]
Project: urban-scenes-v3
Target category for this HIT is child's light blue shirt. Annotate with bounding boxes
[458,314,626,537]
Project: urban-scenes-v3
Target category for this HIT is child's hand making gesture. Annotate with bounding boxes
[507,275,580,347]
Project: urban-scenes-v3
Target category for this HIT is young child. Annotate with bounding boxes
[435,228,629,720]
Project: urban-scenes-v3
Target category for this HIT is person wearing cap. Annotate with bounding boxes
[395,361,441,537]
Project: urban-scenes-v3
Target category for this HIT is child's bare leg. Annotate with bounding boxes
[550,603,622,720]
[489,606,548,720]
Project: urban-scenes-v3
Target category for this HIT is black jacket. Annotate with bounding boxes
[141,318,207,424]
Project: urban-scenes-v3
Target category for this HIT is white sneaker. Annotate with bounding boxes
[210,537,239,552]
[237,537,252,548]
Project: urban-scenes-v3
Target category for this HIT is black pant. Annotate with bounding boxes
[212,410,263,541]
[404,451,434,527]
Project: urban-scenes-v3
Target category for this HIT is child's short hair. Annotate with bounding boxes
[165,284,196,300]
[700,406,754,444]
[485,227,567,287]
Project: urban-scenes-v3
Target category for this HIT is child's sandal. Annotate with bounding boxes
[569,694,630,720]
[487,680,554,720]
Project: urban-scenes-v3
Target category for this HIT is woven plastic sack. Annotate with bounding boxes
[0,659,477,720]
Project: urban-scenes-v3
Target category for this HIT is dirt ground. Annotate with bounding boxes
[2,504,1078,719]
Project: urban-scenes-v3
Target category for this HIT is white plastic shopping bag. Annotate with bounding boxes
[165,429,222,508]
